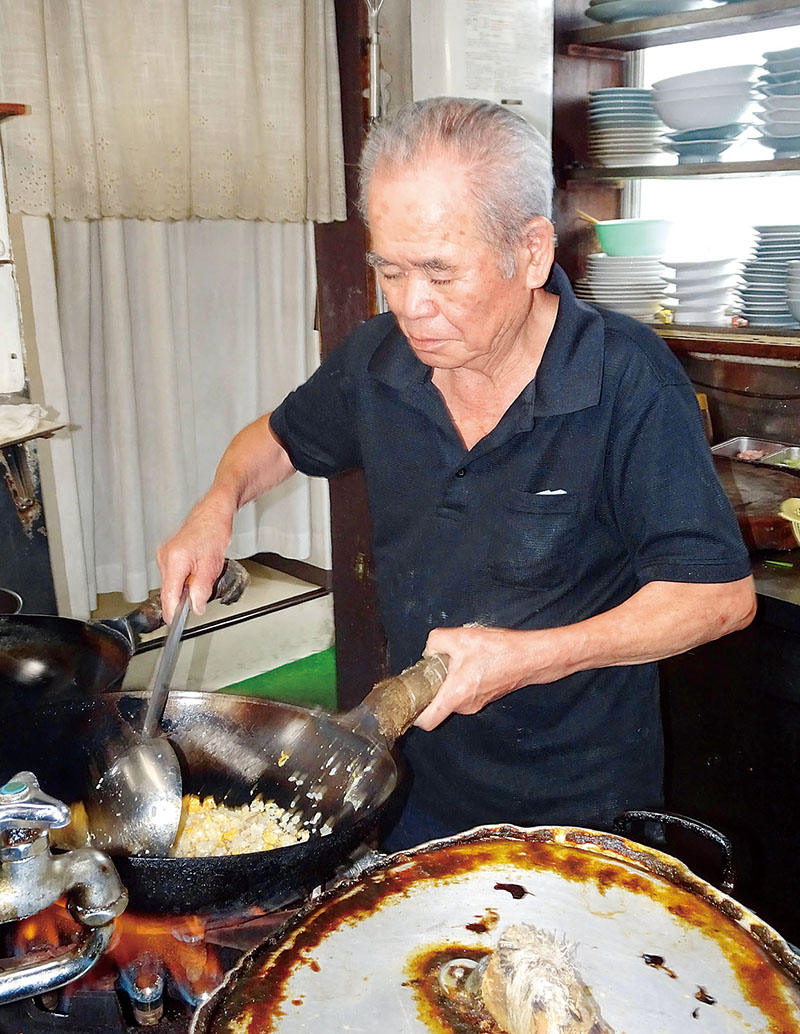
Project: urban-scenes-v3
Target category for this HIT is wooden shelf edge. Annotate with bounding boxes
[568,157,800,181]
[657,325,800,360]
[568,0,800,49]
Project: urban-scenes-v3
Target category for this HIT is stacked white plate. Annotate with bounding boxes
[588,88,665,167]
[574,254,668,320]
[660,257,741,325]
[754,47,800,159]
[652,64,758,134]
[789,261,800,323]
[739,225,800,327]
[585,0,721,25]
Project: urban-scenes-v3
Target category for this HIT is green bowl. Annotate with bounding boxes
[594,218,671,257]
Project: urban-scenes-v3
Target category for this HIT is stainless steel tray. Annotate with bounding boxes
[762,447,800,471]
[711,437,789,460]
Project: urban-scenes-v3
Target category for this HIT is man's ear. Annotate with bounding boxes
[522,217,555,290]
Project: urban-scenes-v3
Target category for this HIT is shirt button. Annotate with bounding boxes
[456,468,466,478]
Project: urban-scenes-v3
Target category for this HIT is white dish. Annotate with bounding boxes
[663,275,739,291]
[586,0,721,22]
[653,93,753,130]
[662,257,738,273]
[593,154,667,167]
[652,83,754,102]
[762,95,800,111]
[671,287,734,303]
[755,122,800,137]
[759,109,800,124]
[651,64,759,92]
[754,224,800,233]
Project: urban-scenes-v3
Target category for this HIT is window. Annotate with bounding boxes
[637,25,800,260]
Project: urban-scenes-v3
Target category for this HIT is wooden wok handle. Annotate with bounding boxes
[108,559,250,644]
[362,653,449,745]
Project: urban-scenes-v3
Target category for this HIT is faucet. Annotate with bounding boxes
[0,771,128,1005]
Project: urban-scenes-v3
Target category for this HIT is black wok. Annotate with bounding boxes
[0,561,248,709]
[0,658,445,917]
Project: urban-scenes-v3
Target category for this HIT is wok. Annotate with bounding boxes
[0,656,446,917]
[0,560,249,709]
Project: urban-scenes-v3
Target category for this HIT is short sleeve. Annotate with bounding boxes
[607,380,751,585]
[270,340,362,478]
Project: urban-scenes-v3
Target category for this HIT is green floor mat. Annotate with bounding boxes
[218,646,337,710]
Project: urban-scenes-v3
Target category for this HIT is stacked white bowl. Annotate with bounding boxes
[754,47,800,159]
[651,65,758,156]
[585,0,722,25]
[738,225,800,327]
[660,258,741,325]
[789,261,800,324]
[573,254,668,320]
[588,88,666,167]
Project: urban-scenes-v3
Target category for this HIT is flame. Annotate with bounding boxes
[11,901,226,1002]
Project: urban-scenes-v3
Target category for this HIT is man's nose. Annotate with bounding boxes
[397,274,438,318]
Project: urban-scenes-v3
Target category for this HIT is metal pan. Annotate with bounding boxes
[0,656,446,916]
[192,825,800,1034]
[0,560,248,707]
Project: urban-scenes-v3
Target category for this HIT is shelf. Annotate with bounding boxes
[568,157,800,181]
[656,324,800,360]
[569,0,800,50]
[0,421,65,451]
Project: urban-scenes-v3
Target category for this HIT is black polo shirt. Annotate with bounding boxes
[270,264,750,838]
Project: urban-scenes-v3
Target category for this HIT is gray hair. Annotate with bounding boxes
[358,97,554,278]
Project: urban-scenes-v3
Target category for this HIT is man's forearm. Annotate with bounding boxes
[417,576,757,730]
[204,413,296,516]
[515,576,757,686]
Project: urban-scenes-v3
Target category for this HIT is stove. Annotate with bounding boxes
[0,905,295,1034]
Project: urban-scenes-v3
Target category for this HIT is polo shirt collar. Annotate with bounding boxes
[368,263,605,418]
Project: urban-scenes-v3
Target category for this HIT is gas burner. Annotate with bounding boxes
[0,907,295,1033]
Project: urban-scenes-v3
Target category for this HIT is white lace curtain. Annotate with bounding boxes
[0,0,345,222]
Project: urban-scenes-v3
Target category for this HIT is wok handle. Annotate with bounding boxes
[361,652,449,746]
[613,809,736,894]
[100,559,250,648]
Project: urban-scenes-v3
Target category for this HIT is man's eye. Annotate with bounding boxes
[380,270,403,281]
[430,278,452,286]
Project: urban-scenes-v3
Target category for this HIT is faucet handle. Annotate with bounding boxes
[0,772,70,834]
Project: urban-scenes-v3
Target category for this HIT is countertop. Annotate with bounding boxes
[752,550,800,633]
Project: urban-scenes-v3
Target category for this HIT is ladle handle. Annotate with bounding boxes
[142,587,191,738]
[362,652,449,745]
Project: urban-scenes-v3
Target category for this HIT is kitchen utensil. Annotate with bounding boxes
[2,655,448,915]
[192,825,800,1034]
[0,559,249,711]
[575,208,600,224]
[714,455,800,551]
[85,587,190,857]
[0,589,22,615]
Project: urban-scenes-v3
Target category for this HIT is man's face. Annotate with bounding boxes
[367,155,545,371]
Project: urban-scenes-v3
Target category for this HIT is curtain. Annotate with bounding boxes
[0,0,345,222]
[25,216,321,613]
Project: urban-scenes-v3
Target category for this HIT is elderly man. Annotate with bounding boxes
[159,97,755,850]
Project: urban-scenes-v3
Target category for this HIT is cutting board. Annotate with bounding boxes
[714,455,800,552]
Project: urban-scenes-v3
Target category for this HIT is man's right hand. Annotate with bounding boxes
[157,495,236,624]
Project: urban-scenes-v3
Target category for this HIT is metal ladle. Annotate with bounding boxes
[86,587,191,857]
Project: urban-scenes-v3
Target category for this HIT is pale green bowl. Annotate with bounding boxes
[595,218,671,257]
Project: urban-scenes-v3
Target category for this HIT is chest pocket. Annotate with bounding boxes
[488,490,580,589]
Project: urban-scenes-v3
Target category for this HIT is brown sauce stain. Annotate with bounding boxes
[695,986,716,1005]
[642,953,678,979]
[207,828,800,1034]
[466,908,499,934]
[308,959,320,973]
[403,943,498,1034]
[493,881,529,899]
